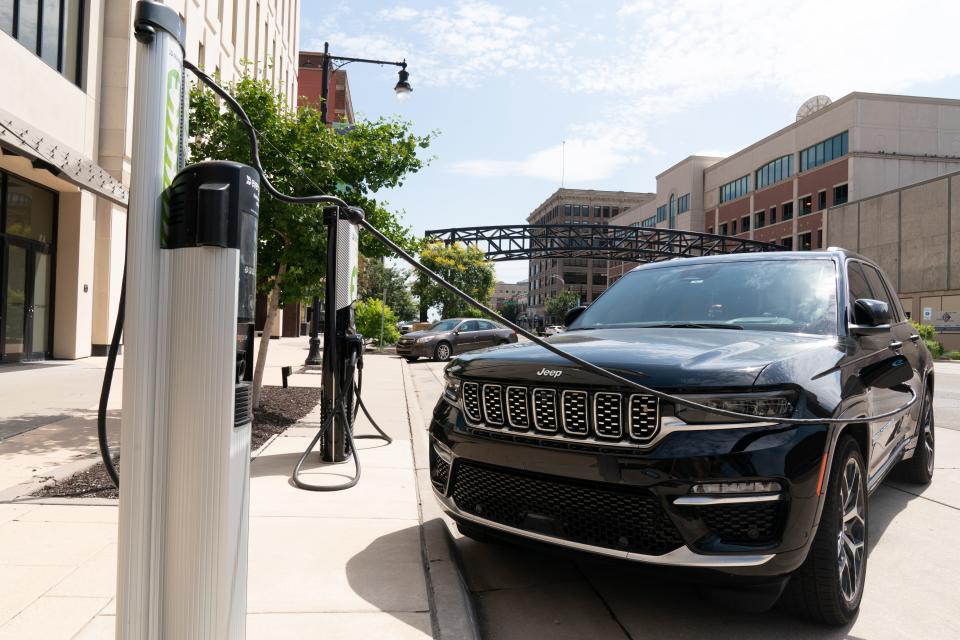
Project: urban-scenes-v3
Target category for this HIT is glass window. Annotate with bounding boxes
[564,204,571,216]
[833,184,848,205]
[731,219,737,234]
[477,320,498,330]
[769,206,777,224]
[741,215,750,232]
[18,0,39,52]
[782,236,793,250]
[782,202,794,220]
[847,262,872,304]
[719,222,728,235]
[1,1,14,35]
[800,196,812,215]
[569,259,838,335]
[40,0,60,67]
[5,177,56,243]
[799,231,813,251]
[861,264,899,320]
[755,211,765,228]
[818,191,827,210]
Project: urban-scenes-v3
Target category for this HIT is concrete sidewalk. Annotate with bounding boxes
[0,338,470,639]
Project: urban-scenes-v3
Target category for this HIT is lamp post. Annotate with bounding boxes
[305,41,412,365]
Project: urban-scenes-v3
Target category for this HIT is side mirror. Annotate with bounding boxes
[564,306,587,327]
[850,299,891,335]
[860,355,912,389]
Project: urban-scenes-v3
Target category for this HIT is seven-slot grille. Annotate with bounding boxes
[460,381,660,446]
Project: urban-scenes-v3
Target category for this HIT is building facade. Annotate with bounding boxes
[0,0,299,362]
[609,93,960,286]
[526,188,654,325]
[491,281,526,317]
[298,51,354,124]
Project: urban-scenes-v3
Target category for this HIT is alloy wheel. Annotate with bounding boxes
[923,400,935,476]
[436,343,450,360]
[837,457,866,604]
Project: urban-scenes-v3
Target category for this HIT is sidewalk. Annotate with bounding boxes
[0,337,472,639]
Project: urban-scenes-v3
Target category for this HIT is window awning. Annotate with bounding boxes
[0,108,128,207]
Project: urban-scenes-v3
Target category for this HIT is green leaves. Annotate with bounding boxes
[188,72,433,303]
[354,297,400,346]
[412,242,496,320]
[545,290,580,322]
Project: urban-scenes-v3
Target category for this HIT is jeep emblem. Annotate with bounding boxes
[536,368,562,378]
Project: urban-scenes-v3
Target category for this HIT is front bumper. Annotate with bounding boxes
[429,398,828,578]
[396,340,434,357]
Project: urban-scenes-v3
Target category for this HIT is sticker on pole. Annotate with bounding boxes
[335,217,359,310]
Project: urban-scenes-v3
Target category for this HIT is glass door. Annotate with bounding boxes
[1,240,51,361]
[2,241,28,359]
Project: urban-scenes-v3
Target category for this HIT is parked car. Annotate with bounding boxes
[429,250,933,624]
[396,318,518,362]
[397,320,417,335]
[544,325,564,336]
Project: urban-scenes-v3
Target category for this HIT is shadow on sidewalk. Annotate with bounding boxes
[344,522,434,636]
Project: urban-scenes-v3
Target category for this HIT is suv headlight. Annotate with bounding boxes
[443,374,461,402]
[674,392,796,424]
[417,336,435,344]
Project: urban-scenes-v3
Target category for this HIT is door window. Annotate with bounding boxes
[477,320,497,330]
[861,264,900,322]
[459,321,479,332]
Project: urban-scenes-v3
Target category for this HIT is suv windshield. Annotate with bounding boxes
[429,319,461,332]
[570,259,838,335]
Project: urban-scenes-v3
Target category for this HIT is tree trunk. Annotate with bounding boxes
[252,263,286,409]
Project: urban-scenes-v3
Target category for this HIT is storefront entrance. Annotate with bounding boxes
[0,173,56,362]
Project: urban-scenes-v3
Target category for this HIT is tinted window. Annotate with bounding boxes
[569,259,838,335]
[477,320,497,330]
[430,319,460,332]
[861,264,899,321]
[460,321,480,332]
[847,262,872,305]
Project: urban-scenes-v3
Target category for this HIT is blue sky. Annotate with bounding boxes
[300,0,960,283]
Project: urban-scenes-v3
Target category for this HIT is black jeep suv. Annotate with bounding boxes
[428,250,935,624]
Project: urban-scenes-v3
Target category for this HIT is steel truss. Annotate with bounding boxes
[424,224,783,263]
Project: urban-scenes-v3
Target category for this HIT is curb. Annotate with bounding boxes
[402,360,481,640]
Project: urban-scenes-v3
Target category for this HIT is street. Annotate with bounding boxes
[407,359,960,640]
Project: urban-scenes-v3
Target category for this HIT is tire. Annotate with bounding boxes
[404,356,418,363]
[433,341,452,362]
[782,436,867,625]
[891,388,935,485]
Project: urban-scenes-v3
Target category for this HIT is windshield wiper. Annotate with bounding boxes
[643,322,744,330]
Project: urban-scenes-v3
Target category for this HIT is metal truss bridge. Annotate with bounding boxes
[423,224,783,263]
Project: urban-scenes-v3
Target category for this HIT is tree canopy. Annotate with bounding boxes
[358,258,418,321]
[546,290,580,323]
[412,242,496,320]
[189,73,433,303]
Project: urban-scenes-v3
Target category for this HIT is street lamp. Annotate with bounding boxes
[305,42,413,366]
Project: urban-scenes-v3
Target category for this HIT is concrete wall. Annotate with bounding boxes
[826,172,960,349]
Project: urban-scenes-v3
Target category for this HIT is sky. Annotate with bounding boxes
[300,0,960,284]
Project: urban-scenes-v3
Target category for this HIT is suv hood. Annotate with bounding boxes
[448,328,842,390]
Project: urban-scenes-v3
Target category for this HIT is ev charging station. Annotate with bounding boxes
[117,3,258,637]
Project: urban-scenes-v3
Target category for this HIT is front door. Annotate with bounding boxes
[1,239,52,361]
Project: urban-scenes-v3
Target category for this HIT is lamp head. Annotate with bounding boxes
[394,62,412,102]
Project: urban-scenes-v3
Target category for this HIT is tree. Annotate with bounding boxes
[500,300,519,322]
[546,290,580,324]
[412,242,496,320]
[190,72,432,407]
[358,257,417,321]
[354,297,400,346]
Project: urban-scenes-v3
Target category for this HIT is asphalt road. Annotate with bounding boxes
[406,358,960,640]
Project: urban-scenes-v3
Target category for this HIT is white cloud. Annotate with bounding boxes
[314,0,960,183]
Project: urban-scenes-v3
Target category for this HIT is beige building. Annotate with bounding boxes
[526,188,654,325]
[610,92,960,288]
[1,0,299,362]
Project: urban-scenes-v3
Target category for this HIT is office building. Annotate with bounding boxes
[0,0,299,362]
[526,188,654,325]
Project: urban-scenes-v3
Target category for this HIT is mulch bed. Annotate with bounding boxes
[32,385,320,500]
